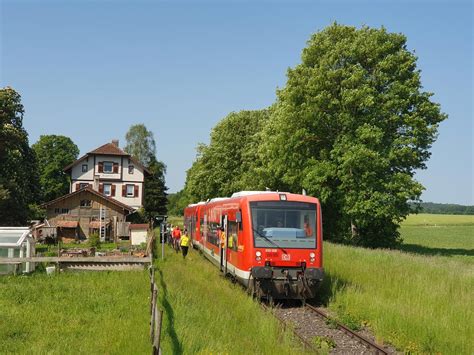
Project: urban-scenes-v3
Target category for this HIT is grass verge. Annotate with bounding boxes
[0,271,150,354]
[154,246,309,354]
[322,241,473,354]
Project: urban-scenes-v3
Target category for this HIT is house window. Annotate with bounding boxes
[82,164,88,172]
[54,208,60,213]
[126,184,135,197]
[103,162,113,173]
[128,165,134,174]
[103,184,112,196]
[80,200,91,207]
[61,208,69,214]
[79,183,89,189]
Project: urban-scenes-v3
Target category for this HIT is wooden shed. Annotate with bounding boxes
[41,187,135,243]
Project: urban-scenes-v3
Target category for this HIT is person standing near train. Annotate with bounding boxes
[172,225,182,253]
[180,230,190,259]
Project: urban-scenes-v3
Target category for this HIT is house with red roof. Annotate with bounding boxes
[63,139,149,209]
[40,140,149,242]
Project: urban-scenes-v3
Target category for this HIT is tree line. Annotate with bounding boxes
[0,87,167,225]
[170,24,447,248]
[411,202,474,215]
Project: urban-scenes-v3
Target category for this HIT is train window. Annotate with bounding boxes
[250,201,317,249]
[207,222,220,247]
[228,221,238,251]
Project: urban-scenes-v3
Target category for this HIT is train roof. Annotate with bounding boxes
[186,191,319,209]
[231,190,280,198]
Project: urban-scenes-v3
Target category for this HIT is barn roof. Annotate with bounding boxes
[40,186,135,213]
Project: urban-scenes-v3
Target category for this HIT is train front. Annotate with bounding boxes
[245,193,324,301]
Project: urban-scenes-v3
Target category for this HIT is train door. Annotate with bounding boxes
[220,214,228,272]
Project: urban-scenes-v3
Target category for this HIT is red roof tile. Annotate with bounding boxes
[88,142,128,156]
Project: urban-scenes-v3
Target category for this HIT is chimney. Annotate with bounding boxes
[111,139,119,147]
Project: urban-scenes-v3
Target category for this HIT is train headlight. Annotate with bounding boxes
[309,252,315,262]
[256,251,262,261]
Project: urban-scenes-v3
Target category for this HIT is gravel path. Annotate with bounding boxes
[274,305,398,354]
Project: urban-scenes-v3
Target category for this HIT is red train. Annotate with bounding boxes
[184,191,324,301]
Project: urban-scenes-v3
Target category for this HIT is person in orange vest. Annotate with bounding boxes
[172,226,182,253]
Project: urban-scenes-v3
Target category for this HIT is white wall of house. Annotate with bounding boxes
[69,154,146,209]
[70,157,94,183]
[131,229,147,245]
[71,180,143,208]
[122,158,144,182]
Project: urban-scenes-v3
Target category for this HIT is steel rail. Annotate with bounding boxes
[305,304,388,354]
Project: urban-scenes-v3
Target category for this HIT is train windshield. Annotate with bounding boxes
[250,201,317,249]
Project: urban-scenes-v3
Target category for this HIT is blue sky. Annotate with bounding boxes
[1,0,472,204]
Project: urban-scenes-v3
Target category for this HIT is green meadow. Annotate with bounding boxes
[322,214,473,354]
[0,271,150,354]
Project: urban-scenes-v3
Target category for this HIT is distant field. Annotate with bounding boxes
[403,213,474,226]
[400,214,474,263]
[0,271,150,354]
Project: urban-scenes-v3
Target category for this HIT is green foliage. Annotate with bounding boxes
[124,123,168,219]
[412,202,474,215]
[32,135,79,202]
[261,23,446,247]
[184,109,270,202]
[312,336,336,352]
[0,87,40,225]
[143,156,168,219]
[166,190,188,216]
[88,232,101,248]
[124,123,156,167]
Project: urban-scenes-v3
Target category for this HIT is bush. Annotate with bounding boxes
[88,233,101,249]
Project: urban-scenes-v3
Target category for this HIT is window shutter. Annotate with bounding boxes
[98,162,103,173]
[99,184,104,193]
[134,185,139,198]
[88,184,92,188]
[122,185,126,196]
[111,184,116,197]
[75,183,80,191]
[113,163,118,173]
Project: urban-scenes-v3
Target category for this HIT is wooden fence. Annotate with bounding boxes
[149,265,163,354]
[148,230,163,355]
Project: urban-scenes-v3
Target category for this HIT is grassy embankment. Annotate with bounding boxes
[0,271,150,354]
[322,213,473,354]
[154,247,309,354]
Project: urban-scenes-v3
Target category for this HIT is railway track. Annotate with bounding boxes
[262,301,390,354]
[305,304,388,354]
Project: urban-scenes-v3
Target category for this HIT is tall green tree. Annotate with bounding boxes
[32,135,79,202]
[143,156,168,219]
[124,124,156,167]
[0,87,40,225]
[124,123,168,218]
[261,24,447,247]
[184,109,270,202]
